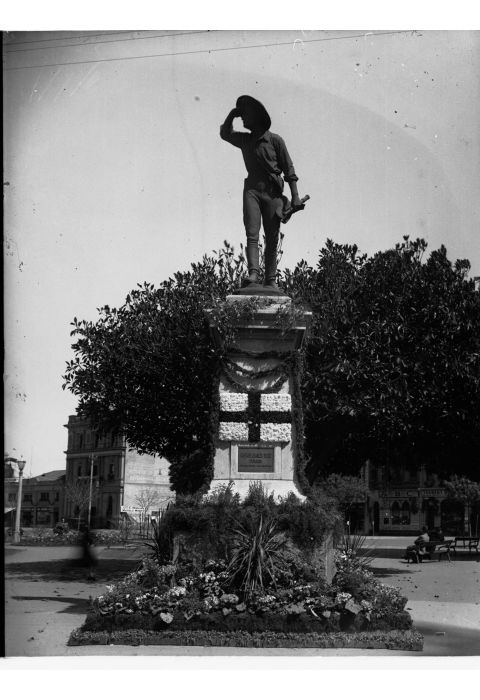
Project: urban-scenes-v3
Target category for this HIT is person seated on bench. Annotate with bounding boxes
[428,528,445,543]
[405,526,430,562]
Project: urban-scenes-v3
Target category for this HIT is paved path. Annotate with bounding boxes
[4,540,480,657]
[4,544,144,657]
[369,555,480,656]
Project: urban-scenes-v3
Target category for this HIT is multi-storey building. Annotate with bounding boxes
[4,457,66,528]
[64,414,173,528]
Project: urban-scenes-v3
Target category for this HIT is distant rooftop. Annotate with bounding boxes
[28,470,66,482]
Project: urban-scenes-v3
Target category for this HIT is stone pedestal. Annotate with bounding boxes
[205,294,311,501]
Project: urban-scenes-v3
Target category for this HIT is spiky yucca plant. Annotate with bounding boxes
[226,516,288,599]
[339,532,374,568]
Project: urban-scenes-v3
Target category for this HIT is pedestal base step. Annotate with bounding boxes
[232,283,286,297]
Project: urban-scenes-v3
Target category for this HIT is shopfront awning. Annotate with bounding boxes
[4,506,16,514]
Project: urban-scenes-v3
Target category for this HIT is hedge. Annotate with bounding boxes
[68,627,424,651]
[81,608,412,635]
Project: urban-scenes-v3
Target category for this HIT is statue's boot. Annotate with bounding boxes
[263,245,278,288]
[246,244,260,284]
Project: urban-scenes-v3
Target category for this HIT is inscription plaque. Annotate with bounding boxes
[238,445,275,473]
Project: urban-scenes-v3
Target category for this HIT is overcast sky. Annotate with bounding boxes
[4,29,480,475]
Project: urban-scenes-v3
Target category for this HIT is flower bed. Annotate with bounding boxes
[69,555,421,650]
[67,489,422,651]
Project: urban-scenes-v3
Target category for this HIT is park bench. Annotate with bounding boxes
[423,540,454,562]
[405,540,454,563]
[451,537,480,555]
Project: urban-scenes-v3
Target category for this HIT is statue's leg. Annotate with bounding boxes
[261,192,282,287]
[243,188,261,283]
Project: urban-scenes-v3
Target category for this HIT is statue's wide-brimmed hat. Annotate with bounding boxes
[236,95,271,131]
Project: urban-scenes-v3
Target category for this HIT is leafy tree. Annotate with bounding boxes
[443,475,480,536]
[63,244,246,494]
[118,513,136,546]
[63,238,480,493]
[314,474,368,532]
[134,487,165,538]
[316,474,368,512]
[281,238,480,481]
[64,480,91,530]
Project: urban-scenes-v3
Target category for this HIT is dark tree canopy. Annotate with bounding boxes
[282,238,480,481]
[63,238,480,492]
[314,474,368,513]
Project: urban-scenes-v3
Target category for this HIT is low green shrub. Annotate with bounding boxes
[94,530,123,547]
[16,528,123,547]
[148,482,341,565]
[17,528,81,546]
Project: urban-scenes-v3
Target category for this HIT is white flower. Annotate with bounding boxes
[257,594,276,605]
[220,593,239,605]
[219,422,249,441]
[335,592,352,605]
[168,586,187,598]
[260,423,291,442]
[260,393,291,411]
[220,393,248,411]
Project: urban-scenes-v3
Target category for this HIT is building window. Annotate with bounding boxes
[79,434,84,449]
[441,499,464,534]
[391,501,401,525]
[78,464,82,477]
[55,492,60,501]
[108,463,115,481]
[107,495,113,516]
[23,494,33,503]
[401,500,411,525]
[8,493,16,502]
[40,492,49,502]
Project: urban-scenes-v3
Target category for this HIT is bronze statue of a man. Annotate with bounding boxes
[220,95,304,290]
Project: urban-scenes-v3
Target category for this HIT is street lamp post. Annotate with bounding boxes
[88,454,94,528]
[13,460,26,544]
[87,454,99,529]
